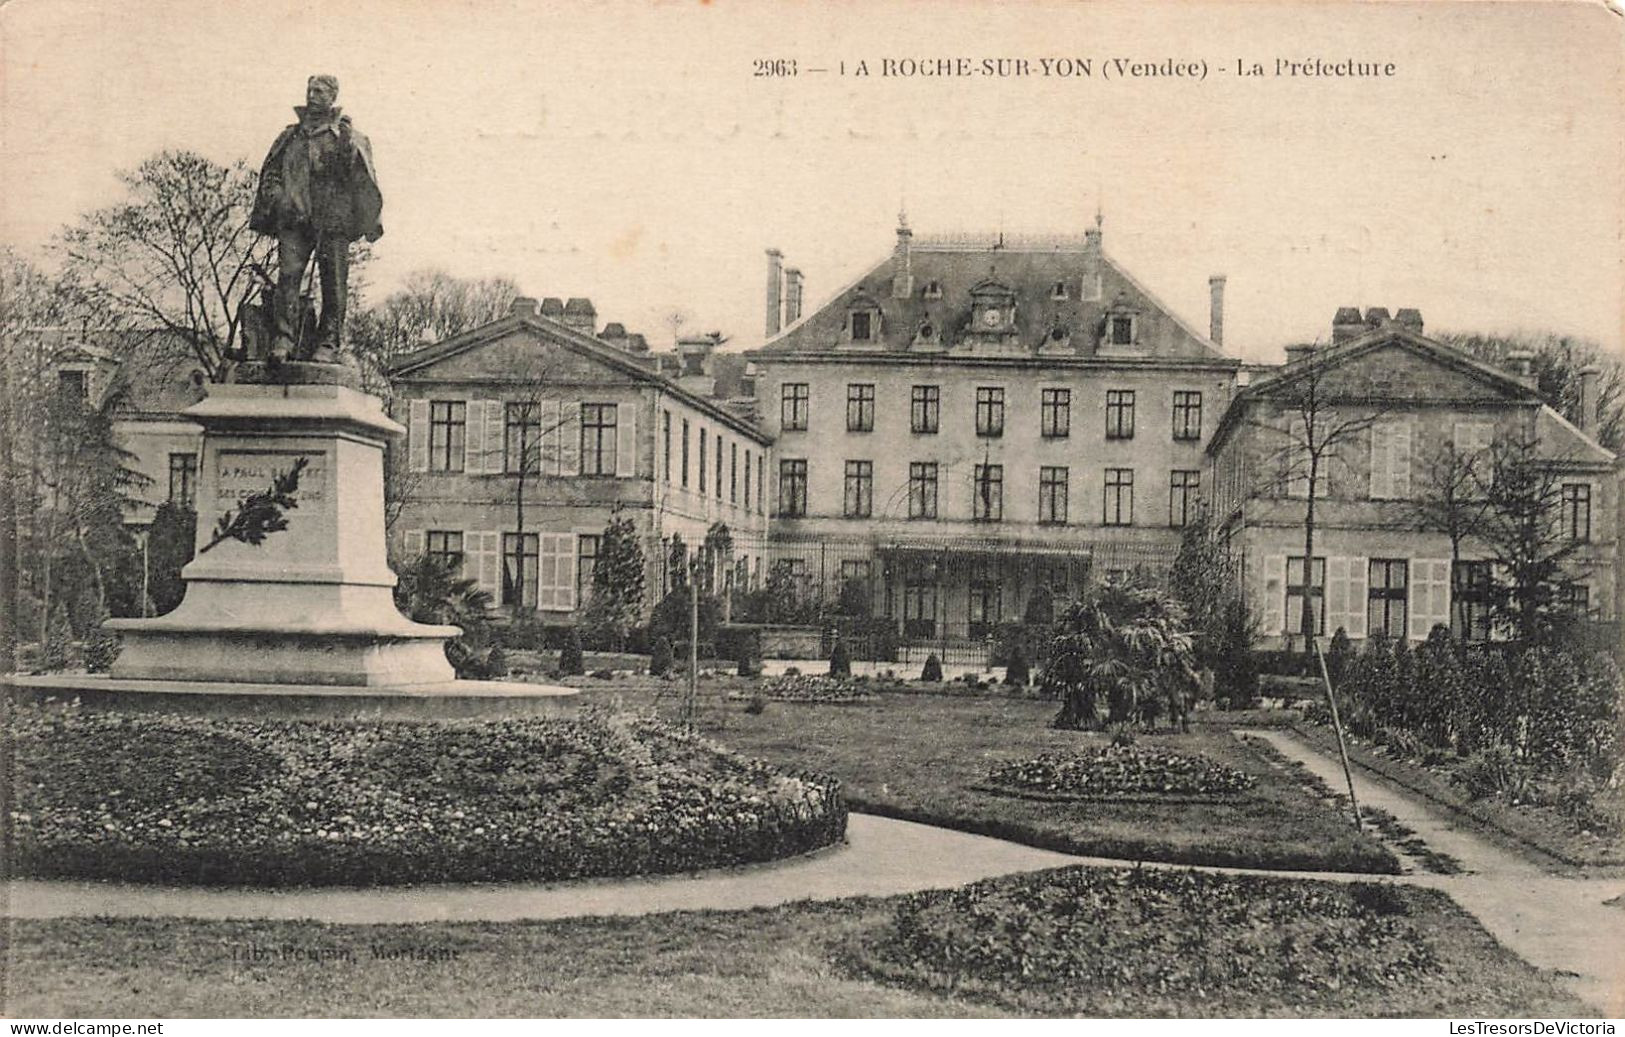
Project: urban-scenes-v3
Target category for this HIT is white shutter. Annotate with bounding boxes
[558,534,579,611]
[1409,559,1452,639]
[1326,556,1352,637]
[1369,423,1390,499]
[1389,421,1412,499]
[539,399,561,476]
[483,401,505,475]
[408,399,429,472]
[1261,554,1286,635]
[473,531,501,600]
[559,402,580,476]
[1345,557,1368,639]
[403,529,424,559]
[537,534,560,610]
[464,399,485,474]
[616,402,636,478]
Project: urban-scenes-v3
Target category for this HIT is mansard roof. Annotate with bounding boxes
[756,231,1227,362]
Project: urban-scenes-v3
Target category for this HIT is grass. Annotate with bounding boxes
[5,869,1588,1018]
[604,688,1400,873]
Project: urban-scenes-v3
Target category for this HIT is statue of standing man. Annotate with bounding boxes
[250,75,383,363]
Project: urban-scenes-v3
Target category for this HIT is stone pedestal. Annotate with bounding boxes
[108,378,459,686]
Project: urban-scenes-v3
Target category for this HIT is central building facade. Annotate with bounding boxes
[748,216,1241,642]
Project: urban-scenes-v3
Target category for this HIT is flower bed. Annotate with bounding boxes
[10,706,846,887]
[845,865,1444,1016]
[985,744,1257,799]
[733,674,877,704]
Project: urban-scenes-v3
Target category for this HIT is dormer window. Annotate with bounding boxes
[851,311,873,341]
[967,277,1017,336]
[1101,291,1143,349]
[922,280,943,299]
[1110,315,1134,345]
[57,369,88,400]
[1050,281,1069,301]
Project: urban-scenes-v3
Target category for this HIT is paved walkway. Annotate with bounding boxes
[9,732,1624,1013]
[1242,728,1625,1016]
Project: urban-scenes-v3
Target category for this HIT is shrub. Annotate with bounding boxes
[12,707,846,887]
[987,744,1257,798]
[736,632,762,678]
[82,626,121,674]
[648,587,720,656]
[743,694,767,715]
[1106,721,1137,748]
[649,636,674,677]
[1455,744,1526,801]
[38,606,72,672]
[920,654,943,682]
[1325,627,1354,687]
[739,674,875,704]
[558,629,585,676]
[1005,645,1030,687]
[829,638,851,677]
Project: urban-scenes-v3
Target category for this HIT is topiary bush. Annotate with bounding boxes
[1005,645,1030,687]
[82,625,121,674]
[920,653,943,682]
[558,628,585,676]
[829,638,851,677]
[649,636,674,677]
[736,631,762,677]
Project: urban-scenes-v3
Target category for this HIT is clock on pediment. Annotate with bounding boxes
[967,276,1017,337]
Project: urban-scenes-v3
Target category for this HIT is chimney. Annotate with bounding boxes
[1394,308,1424,335]
[1207,274,1226,347]
[509,296,540,319]
[765,249,784,338]
[785,268,804,325]
[1364,306,1392,328]
[677,335,718,397]
[1577,364,1602,434]
[1332,307,1366,345]
[1506,349,1537,387]
[1081,208,1103,301]
[540,297,565,320]
[1284,343,1315,365]
[562,297,596,335]
[891,212,913,299]
[598,321,628,350]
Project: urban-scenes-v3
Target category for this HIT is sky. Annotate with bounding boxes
[2,0,1622,363]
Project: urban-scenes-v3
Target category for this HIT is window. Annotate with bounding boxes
[922,280,943,299]
[1039,466,1069,525]
[662,410,672,483]
[847,384,875,432]
[975,387,1005,437]
[503,401,541,474]
[1286,556,1327,638]
[757,453,766,512]
[781,383,809,431]
[681,419,690,487]
[778,459,807,517]
[743,450,752,512]
[715,436,724,499]
[1367,559,1409,640]
[1562,484,1591,542]
[1169,470,1200,527]
[903,579,937,638]
[1050,281,1068,300]
[577,534,600,605]
[1172,391,1202,441]
[973,464,1003,521]
[968,562,1002,638]
[1453,561,1493,642]
[57,369,88,400]
[910,385,940,433]
[580,403,617,476]
[426,530,464,572]
[730,442,738,504]
[844,460,873,518]
[1106,390,1135,439]
[168,452,197,506]
[501,532,539,608]
[1041,388,1071,438]
[1562,583,1591,616]
[851,311,874,341]
[699,428,708,491]
[428,400,466,472]
[1110,315,1134,346]
[839,559,872,603]
[908,462,939,519]
[1103,468,1134,526]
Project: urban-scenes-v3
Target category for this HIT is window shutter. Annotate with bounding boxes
[1369,423,1389,499]
[560,402,580,476]
[1285,420,1308,498]
[1261,554,1286,635]
[558,534,578,611]
[537,534,560,610]
[1345,557,1368,639]
[1389,421,1412,499]
[616,402,637,478]
[408,399,429,472]
[403,529,424,559]
[473,531,501,599]
[1408,559,1451,639]
[484,401,505,474]
[1326,556,1351,637]
[539,399,560,476]
[464,399,485,474]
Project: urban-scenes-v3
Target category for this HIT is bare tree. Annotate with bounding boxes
[1405,438,1492,630]
[56,151,275,382]
[349,269,521,400]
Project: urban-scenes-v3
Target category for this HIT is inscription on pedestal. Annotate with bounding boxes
[217,451,329,507]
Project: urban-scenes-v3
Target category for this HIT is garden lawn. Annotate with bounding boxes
[5,868,1586,1017]
[662,691,1399,873]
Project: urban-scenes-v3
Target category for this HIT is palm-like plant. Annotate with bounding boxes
[394,552,501,678]
[1047,581,1200,732]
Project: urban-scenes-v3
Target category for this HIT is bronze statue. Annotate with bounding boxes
[250,74,383,363]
